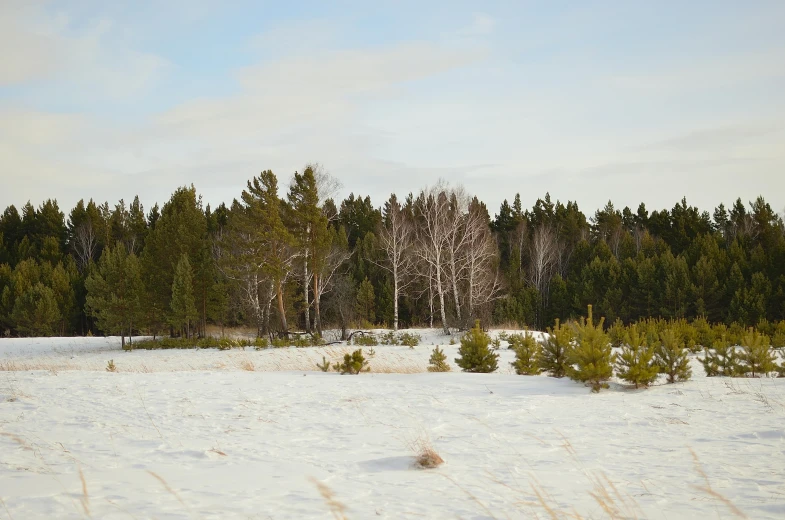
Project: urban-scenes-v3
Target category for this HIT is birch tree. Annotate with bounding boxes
[376,194,415,330]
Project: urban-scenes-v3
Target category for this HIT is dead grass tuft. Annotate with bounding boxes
[237,358,255,371]
[407,434,444,469]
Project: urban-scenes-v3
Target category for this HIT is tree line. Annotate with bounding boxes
[1,165,783,339]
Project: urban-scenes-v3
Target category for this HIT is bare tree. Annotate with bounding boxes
[464,205,503,320]
[528,224,560,322]
[375,194,415,330]
[73,221,98,272]
[312,232,351,335]
[414,183,452,334]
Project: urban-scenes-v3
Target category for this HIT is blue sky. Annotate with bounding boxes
[1,0,784,218]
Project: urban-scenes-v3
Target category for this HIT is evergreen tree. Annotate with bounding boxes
[701,335,741,377]
[569,305,614,392]
[85,242,143,348]
[11,282,60,336]
[427,346,451,372]
[655,328,692,383]
[739,328,776,377]
[170,254,198,338]
[615,327,659,388]
[455,320,498,373]
[355,277,376,325]
[509,332,542,375]
[140,186,207,336]
[539,318,574,378]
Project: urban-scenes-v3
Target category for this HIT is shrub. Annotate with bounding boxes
[106,360,117,372]
[655,328,691,384]
[427,347,451,372]
[352,333,378,347]
[701,335,741,377]
[336,349,370,375]
[615,327,658,388]
[316,356,331,372]
[509,332,542,375]
[569,305,614,392]
[398,332,420,348]
[740,328,776,377]
[540,319,574,378]
[455,320,498,373]
[380,331,397,345]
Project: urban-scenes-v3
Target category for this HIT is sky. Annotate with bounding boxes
[1,0,784,220]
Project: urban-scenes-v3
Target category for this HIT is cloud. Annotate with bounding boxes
[0,2,168,97]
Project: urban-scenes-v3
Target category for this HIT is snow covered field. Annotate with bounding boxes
[1,331,784,519]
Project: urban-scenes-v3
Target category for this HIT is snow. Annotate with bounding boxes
[1,330,784,519]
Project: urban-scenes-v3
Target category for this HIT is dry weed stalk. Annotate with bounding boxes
[689,448,747,518]
[78,466,91,518]
[309,477,348,520]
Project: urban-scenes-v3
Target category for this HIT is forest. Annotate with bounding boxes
[1,164,783,341]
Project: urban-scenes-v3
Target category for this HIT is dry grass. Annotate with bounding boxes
[407,433,444,469]
[78,466,91,518]
[689,448,747,518]
[309,477,348,520]
[236,358,255,371]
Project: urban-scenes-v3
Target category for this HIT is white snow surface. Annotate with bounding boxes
[1,329,784,519]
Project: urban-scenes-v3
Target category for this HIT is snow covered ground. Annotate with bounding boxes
[1,330,784,519]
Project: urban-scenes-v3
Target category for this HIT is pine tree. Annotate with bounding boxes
[701,335,741,377]
[455,320,498,373]
[355,277,376,325]
[615,327,659,388]
[509,332,542,375]
[740,328,776,377]
[539,318,574,378]
[170,254,197,338]
[85,242,143,348]
[427,346,451,372]
[655,328,692,383]
[336,349,369,375]
[569,305,614,392]
[11,282,60,336]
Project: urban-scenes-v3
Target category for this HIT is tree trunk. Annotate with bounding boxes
[277,280,288,336]
[436,265,449,334]
[450,257,462,323]
[393,266,399,331]
[303,253,311,332]
[313,274,321,336]
[121,333,125,349]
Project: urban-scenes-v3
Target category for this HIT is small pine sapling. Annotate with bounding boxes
[455,320,499,373]
[539,319,574,378]
[106,359,117,372]
[427,347,451,372]
[740,328,776,377]
[701,335,741,377]
[615,327,658,388]
[509,332,542,375]
[655,328,692,383]
[491,337,502,350]
[367,347,376,357]
[607,318,626,349]
[316,356,332,372]
[337,349,370,375]
[569,305,614,392]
